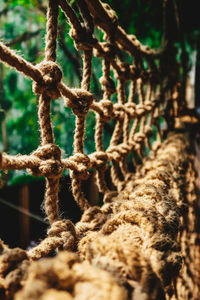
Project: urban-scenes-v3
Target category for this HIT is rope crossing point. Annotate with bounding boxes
[0,0,199,299]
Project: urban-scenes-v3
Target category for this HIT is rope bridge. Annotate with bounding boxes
[0,0,199,299]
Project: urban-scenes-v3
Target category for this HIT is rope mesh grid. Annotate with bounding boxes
[0,0,199,299]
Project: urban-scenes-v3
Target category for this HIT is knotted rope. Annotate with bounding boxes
[0,0,199,299]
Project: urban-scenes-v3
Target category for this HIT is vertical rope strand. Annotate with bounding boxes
[95,115,104,152]
[74,116,85,154]
[45,0,59,62]
[95,115,109,193]
[39,0,60,223]
[72,114,89,210]
[81,50,93,91]
[44,177,60,224]
[109,79,125,189]
[38,94,54,145]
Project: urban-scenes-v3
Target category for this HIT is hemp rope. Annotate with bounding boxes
[0,0,199,299]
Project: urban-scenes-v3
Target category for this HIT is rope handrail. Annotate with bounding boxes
[0,0,176,218]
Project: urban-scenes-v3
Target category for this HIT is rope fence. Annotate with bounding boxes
[0,0,199,299]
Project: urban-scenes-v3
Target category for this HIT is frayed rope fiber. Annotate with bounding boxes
[0,0,199,299]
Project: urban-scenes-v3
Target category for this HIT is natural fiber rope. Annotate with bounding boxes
[0,0,199,299]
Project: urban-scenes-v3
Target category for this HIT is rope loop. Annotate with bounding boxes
[64,88,93,116]
[32,61,63,99]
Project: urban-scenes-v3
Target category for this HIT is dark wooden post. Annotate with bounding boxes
[19,184,30,249]
[88,171,99,206]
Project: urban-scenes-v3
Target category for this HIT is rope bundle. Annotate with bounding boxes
[0,0,199,299]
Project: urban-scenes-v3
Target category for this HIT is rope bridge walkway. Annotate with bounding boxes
[0,0,199,299]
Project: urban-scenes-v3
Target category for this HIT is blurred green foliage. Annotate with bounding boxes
[0,0,198,185]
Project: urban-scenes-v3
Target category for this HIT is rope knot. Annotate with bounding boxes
[116,62,130,81]
[99,76,116,95]
[107,146,120,161]
[128,34,137,42]
[107,144,129,160]
[136,104,146,116]
[94,42,116,59]
[102,3,118,35]
[69,27,97,51]
[90,151,108,167]
[103,42,117,58]
[29,144,63,178]
[32,144,62,160]
[114,103,124,119]
[38,160,63,178]
[134,132,145,144]
[70,153,90,180]
[125,103,136,117]
[33,61,62,99]
[71,153,90,168]
[48,219,75,237]
[145,101,154,111]
[100,100,113,122]
[65,89,93,116]
[48,219,77,251]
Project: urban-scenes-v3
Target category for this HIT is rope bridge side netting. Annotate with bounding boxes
[0,0,199,299]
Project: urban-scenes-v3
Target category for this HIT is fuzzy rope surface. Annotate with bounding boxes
[0,131,199,300]
[0,0,199,299]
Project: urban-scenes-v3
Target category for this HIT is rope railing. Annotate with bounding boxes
[0,0,199,299]
[0,0,174,219]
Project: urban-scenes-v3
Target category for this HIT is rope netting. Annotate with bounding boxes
[0,0,199,299]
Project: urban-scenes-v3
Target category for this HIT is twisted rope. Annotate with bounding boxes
[0,0,199,299]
